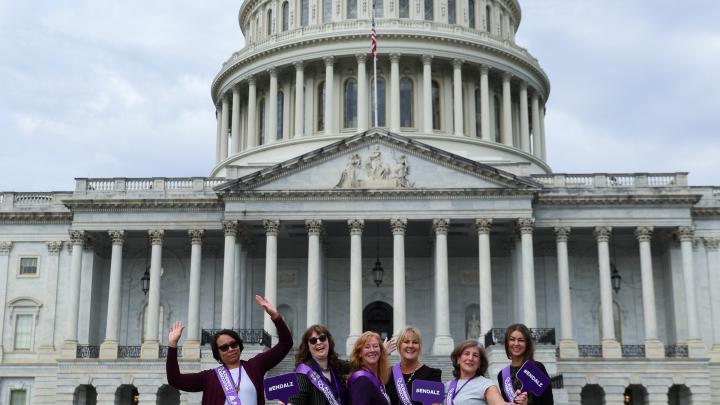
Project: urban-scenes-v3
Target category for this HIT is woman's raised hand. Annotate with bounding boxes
[255,295,280,319]
[168,321,185,348]
[383,337,397,354]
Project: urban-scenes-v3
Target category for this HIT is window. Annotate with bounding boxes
[399,0,409,17]
[374,0,384,17]
[19,257,37,276]
[317,81,325,131]
[10,390,27,405]
[344,79,358,128]
[447,0,455,24]
[468,0,475,28]
[267,9,273,35]
[14,314,33,350]
[493,94,501,141]
[424,0,433,20]
[282,1,289,31]
[259,99,266,144]
[371,77,386,127]
[277,91,284,140]
[301,0,309,26]
[347,0,357,18]
[323,0,332,22]
[400,78,413,127]
[475,87,481,136]
[431,80,440,130]
[485,4,491,32]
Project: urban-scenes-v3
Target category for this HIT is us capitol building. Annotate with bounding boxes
[1,0,719,404]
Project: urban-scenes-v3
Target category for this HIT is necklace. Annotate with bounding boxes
[403,363,420,384]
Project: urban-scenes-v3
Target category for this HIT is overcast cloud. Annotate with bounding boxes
[1,0,718,191]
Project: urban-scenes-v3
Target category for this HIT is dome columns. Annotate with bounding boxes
[294,61,305,137]
[519,81,530,152]
[268,67,279,144]
[422,55,433,133]
[356,54,369,131]
[452,59,464,136]
[389,53,401,132]
[479,65,490,141]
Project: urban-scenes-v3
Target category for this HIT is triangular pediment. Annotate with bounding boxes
[215,130,541,193]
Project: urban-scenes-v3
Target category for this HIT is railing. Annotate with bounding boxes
[531,173,688,188]
[87,179,114,191]
[76,345,100,358]
[665,344,689,358]
[201,329,271,348]
[621,345,645,358]
[578,345,602,358]
[13,193,54,205]
[484,328,555,347]
[117,345,142,358]
[76,177,227,194]
[550,375,563,389]
[160,346,182,358]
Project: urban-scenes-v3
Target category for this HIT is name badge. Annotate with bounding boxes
[516,361,551,397]
[412,380,445,405]
[264,373,300,403]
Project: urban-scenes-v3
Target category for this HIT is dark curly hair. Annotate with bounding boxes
[295,324,341,371]
[503,323,534,363]
[210,329,244,364]
[450,339,488,378]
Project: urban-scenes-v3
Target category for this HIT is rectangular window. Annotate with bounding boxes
[19,257,37,275]
[10,390,27,405]
[14,314,33,350]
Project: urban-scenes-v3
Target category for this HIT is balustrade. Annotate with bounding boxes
[76,345,100,358]
[664,344,689,358]
[117,345,142,358]
[621,345,645,358]
[578,345,602,358]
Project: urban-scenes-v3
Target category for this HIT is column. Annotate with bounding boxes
[215,108,222,163]
[391,218,407,335]
[306,219,323,327]
[141,229,164,359]
[594,226,621,358]
[422,55,433,133]
[517,218,537,328]
[324,57,334,135]
[531,92,541,156]
[294,62,305,137]
[452,59,464,136]
[346,219,364,354]
[479,66,490,141]
[268,68,278,143]
[264,220,280,338]
[221,221,238,328]
[184,229,204,359]
[38,241,62,359]
[100,230,125,359]
[704,237,720,361]
[501,73,513,146]
[519,82,530,152]
[539,104,547,160]
[0,242,12,362]
[356,54,368,131]
[678,226,706,357]
[635,226,663,358]
[432,219,454,355]
[476,219,493,337]
[233,237,243,329]
[247,77,257,148]
[554,227,578,358]
[231,86,241,153]
[220,96,230,159]
[61,231,84,358]
[390,54,401,132]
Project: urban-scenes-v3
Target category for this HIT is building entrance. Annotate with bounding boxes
[363,301,393,340]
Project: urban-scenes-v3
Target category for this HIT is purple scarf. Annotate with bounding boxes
[215,366,241,405]
[391,364,414,405]
[348,370,390,404]
[296,363,343,405]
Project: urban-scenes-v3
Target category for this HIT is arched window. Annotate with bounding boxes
[399,0,409,18]
[371,77,386,127]
[317,81,325,131]
[267,9,273,35]
[468,0,475,28]
[400,77,413,127]
[282,2,289,31]
[301,0,309,26]
[475,87,481,137]
[431,80,440,130]
[344,78,358,128]
[256,15,262,39]
[375,0,384,17]
[277,91,284,139]
[347,0,357,18]
[323,0,332,22]
[424,0,433,20]
[485,4,492,32]
[259,98,266,144]
[447,0,455,24]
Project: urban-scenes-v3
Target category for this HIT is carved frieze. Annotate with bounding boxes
[335,145,415,189]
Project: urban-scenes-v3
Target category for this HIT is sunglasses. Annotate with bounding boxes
[308,334,328,345]
[218,341,240,352]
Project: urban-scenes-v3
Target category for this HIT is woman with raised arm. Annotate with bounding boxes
[348,331,392,405]
[166,295,293,405]
[385,326,441,405]
[496,324,553,405]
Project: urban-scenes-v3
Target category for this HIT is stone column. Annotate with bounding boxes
[479,66,490,141]
[0,241,11,361]
[391,218,407,335]
[357,54,368,131]
[476,219,493,336]
[268,68,279,143]
[594,226,621,358]
[294,62,305,137]
[704,237,720,361]
[554,227,578,358]
[61,231,85,358]
[517,218,537,328]
[422,55,433,132]
[539,104,547,160]
[346,219,364,354]
[37,241,62,359]
[247,77,258,148]
[501,73,513,146]
[432,219,454,355]
[389,54,401,132]
[215,108,222,163]
[231,86,241,153]
[324,56,335,135]
[519,82,530,152]
[100,230,125,359]
[678,226,706,357]
[531,92,541,156]
[453,59,464,136]
[184,229,204,359]
[220,96,230,159]
[306,219,323,327]
[264,220,280,338]
[634,227,663,358]
[221,221,238,328]
[141,229,164,359]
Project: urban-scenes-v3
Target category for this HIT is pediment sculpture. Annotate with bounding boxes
[335,145,415,189]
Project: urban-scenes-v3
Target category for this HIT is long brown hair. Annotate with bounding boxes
[504,323,534,363]
[349,331,390,384]
[295,324,341,371]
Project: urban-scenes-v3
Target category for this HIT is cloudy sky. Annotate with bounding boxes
[1,0,718,191]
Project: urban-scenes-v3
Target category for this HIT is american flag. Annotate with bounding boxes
[370,2,377,59]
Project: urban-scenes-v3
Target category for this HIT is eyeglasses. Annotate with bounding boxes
[218,341,240,352]
[308,334,328,345]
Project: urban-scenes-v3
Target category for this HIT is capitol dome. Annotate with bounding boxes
[210,0,550,178]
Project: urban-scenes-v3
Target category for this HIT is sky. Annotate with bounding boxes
[1,0,718,191]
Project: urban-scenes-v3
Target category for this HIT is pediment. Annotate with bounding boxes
[216,130,541,193]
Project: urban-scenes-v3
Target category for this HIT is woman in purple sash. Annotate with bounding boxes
[385,327,441,405]
[496,324,553,405]
[348,331,392,405]
[166,295,293,405]
[287,324,350,405]
[445,340,526,405]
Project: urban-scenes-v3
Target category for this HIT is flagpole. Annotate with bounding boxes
[372,0,378,128]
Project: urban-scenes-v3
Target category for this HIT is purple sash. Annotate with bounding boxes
[296,363,343,405]
[348,370,390,404]
[392,364,414,405]
[215,366,241,405]
[501,366,516,402]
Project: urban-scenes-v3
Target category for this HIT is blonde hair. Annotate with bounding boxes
[349,331,390,384]
[396,326,423,354]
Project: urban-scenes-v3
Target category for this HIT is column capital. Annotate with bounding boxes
[69,230,85,245]
[323,56,335,66]
[553,226,571,242]
[593,226,612,243]
[704,237,720,251]
[232,85,241,94]
[355,53,367,63]
[264,219,280,236]
[519,80,528,91]
[188,229,205,244]
[502,72,512,82]
[635,226,654,242]
[348,219,365,235]
[46,241,63,256]
[247,75,256,85]
[222,220,238,237]
[516,218,535,234]
[390,218,407,235]
[479,65,489,74]
[475,218,493,234]
[222,94,231,103]
[294,60,304,70]
[432,218,450,235]
[0,241,12,256]
[422,54,433,65]
[452,59,464,68]
[390,53,401,63]
[268,66,278,77]
[305,219,323,236]
[108,230,126,245]
[148,229,165,245]
[677,226,695,242]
